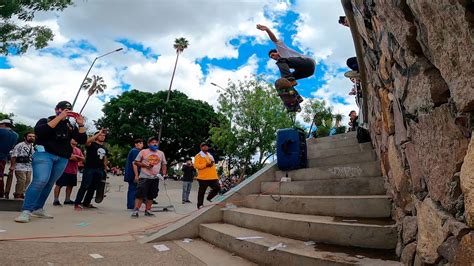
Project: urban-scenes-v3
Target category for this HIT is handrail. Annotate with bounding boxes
[341,0,369,124]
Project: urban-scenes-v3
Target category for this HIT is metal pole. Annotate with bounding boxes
[71,48,123,109]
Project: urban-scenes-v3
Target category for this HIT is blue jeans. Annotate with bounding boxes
[75,168,103,206]
[127,181,137,209]
[182,181,192,201]
[22,152,68,211]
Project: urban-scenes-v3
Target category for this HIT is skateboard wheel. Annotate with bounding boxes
[297,108,301,112]
[289,90,295,95]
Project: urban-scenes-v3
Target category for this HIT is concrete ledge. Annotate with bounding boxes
[0,198,23,212]
[308,150,377,167]
[140,162,277,243]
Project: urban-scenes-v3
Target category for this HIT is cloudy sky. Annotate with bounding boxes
[0,0,356,128]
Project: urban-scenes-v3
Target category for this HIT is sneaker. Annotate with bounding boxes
[83,204,97,209]
[289,80,298,87]
[53,200,62,206]
[344,70,360,79]
[144,210,155,217]
[74,204,83,211]
[14,211,31,223]
[152,200,158,204]
[185,200,192,203]
[4,193,9,199]
[31,208,53,219]
[63,200,75,205]
[182,200,186,204]
[297,95,304,103]
[131,209,139,218]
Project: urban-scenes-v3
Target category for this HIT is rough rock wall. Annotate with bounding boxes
[349,0,474,264]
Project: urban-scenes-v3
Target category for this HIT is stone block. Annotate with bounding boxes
[379,88,395,134]
[407,1,474,112]
[409,105,469,211]
[416,198,450,264]
[402,216,417,244]
[437,236,459,263]
[388,136,412,211]
[401,242,417,266]
[460,133,474,227]
[402,142,424,193]
[453,232,474,265]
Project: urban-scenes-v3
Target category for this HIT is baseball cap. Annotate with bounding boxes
[148,136,159,143]
[200,142,209,147]
[0,119,13,126]
[56,101,73,110]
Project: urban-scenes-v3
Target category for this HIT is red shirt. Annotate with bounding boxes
[63,147,83,174]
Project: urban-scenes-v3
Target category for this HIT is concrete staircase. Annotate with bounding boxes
[197,132,399,265]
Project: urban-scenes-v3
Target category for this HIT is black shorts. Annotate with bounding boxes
[55,172,78,187]
[136,178,159,200]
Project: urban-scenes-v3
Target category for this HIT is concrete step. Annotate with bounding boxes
[307,132,357,144]
[222,208,397,249]
[307,138,360,150]
[241,195,392,218]
[173,238,256,266]
[275,161,381,181]
[307,150,377,167]
[261,176,386,196]
[308,142,373,158]
[200,223,400,265]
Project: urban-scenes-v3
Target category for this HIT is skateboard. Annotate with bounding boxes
[94,172,108,203]
[275,78,302,112]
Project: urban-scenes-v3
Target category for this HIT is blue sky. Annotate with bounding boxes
[0,0,356,125]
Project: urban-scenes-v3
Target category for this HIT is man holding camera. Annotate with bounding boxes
[15,101,87,223]
[8,132,36,199]
[194,142,220,209]
[74,129,108,210]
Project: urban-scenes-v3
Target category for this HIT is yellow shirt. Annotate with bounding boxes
[194,152,218,180]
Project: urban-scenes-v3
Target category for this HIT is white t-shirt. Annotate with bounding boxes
[135,149,167,179]
[274,40,308,59]
[11,142,34,171]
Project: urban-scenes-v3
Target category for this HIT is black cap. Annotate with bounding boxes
[148,136,159,143]
[348,110,356,117]
[56,101,73,110]
[200,142,209,147]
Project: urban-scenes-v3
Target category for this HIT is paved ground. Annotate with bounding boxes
[0,174,200,242]
[0,174,225,265]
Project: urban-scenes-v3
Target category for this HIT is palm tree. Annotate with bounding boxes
[79,75,107,114]
[334,113,343,128]
[166,37,189,101]
[158,37,189,142]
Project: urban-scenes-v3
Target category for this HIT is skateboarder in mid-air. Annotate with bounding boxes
[257,24,316,87]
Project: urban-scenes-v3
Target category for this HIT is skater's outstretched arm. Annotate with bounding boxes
[257,24,278,42]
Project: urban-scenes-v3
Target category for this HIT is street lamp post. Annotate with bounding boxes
[71,48,123,109]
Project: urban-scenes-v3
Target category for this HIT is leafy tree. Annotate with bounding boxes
[0,112,34,143]
[0,0,73,55]
[302,99,347,138]
[210,77,293,176]
[96,89,220,166]
[79,75,107,114]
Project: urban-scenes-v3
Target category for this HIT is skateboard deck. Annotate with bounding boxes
[275,78,302,112]
[95,173,107,203]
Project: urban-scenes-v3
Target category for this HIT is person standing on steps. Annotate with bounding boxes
[14,101,87,223]
[53,139,84,206]
[124,139,144,210]
[181,158,196,204]
[74,129,108,210]
[194,142,220,209]
[9,132,36,199]
[256,24,316,88]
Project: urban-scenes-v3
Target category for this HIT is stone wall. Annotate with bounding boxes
[348,0,473,264]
